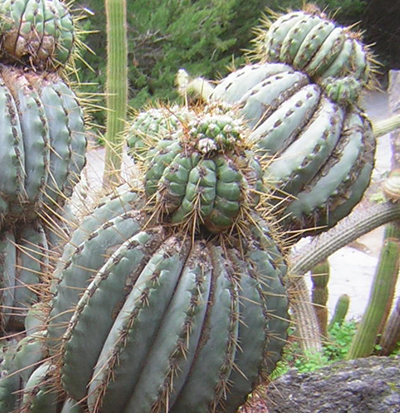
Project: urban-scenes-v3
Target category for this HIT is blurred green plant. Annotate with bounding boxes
[271,320,358,377]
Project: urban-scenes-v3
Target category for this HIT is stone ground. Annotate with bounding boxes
[80,89,398,322]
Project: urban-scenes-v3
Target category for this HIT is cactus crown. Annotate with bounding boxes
[132,104,267,235]
[251,5,379,89]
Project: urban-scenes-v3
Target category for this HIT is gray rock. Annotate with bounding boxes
[265,356,400,413]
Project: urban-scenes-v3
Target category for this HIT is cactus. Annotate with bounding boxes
[383,169,400,202]
[311,259,330,338]
[328,294,350,330]
[0,0,77,71]
[0,222,50,333]
[146,116,264,233]
[346,223,400,359]
[126,105,196,161]
[209,62,375,237]
[44,194,289,413]
[103,0,128,186]
[378,296,400,356]
[0,0,87,229]
[253,6,376,87]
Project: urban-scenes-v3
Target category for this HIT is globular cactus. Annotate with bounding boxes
[0,65,86,226]
[253,6,376,87]
[44,188,289,413]
[210,62,375,236]
[0,0,77,71]
[141,106,264,234]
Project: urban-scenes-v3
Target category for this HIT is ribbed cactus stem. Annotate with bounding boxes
[328,294,350,330]
[289,276,323,354]
[311,260,330,338]
[104,0,128,186]
[290,202,400,276]
[373,113,400,138]
[347,223,400,359]
[377,296,400,355]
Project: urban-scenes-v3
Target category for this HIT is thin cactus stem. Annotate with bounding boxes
[311,260,330,338]
[378,296,400,355]
[373,113,400,138]
[290,202,400,276]
[328,294,350,330]
[103,0,128,187]
[347,223,400,359]
[288,276,323,354]
[288,202,400,355]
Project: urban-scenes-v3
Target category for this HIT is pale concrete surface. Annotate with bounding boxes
[78,89,399,322]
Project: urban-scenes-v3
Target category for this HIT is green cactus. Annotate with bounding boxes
[311,259,330,338]
[46,196,288,412]
[210,62,375,237]
[328,294,350,330]
[0,66,86,225]
[0,338,20,412]
[141,107,264,234]
[253,6,375,87]
[347,223,400,359]
[103,0,128,186]
[378,296,400,356]
[126,105,196,161]
[0,0,77,71]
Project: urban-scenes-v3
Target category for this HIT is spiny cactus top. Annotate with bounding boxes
[137,104,265,234]
[0,0,76,70]
[253,6,376,87]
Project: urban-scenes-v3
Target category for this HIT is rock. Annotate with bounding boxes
[264,356,400,413]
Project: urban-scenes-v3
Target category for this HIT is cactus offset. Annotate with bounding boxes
[253,6,376,87]
[140,105,264,234]
[328,294,350,330]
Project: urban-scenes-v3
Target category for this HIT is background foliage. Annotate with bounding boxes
[75,0,398,126]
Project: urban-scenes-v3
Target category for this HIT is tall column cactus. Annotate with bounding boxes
[347,223,400,359]
[103,0,128,186]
